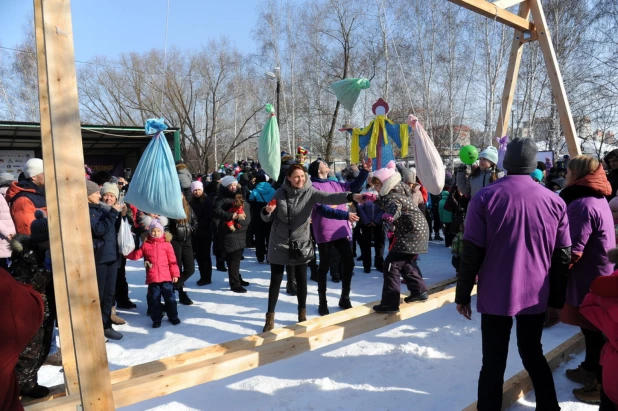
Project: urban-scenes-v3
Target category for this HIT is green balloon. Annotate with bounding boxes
[459,145,479,165]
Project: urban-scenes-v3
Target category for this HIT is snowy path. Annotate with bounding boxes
[38,242,591,410]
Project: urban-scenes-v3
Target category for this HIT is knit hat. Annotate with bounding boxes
[373,160,397,184]
[0,172,14,187]
[396,163,416,184]
[149,220,164,238]
[221,175,237,187]
[530,169,543,182]
[101,182,119,199]
[536,161,546,171]
[503,138,538,174]
[30,210,49,244]
[191,181,203,192]
[211,171,221,182]
[308,160,321,178]
[478,146,499,165]
[24,158,44,179]
[86,180,101,197]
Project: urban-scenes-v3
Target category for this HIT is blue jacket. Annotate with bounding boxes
[438,191,453,224]
[249,182,276,204]
[89,203,119,264]
[357,190,383,225]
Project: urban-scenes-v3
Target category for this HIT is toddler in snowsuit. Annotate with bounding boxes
[125,220,181,328]
[225,194,246,231]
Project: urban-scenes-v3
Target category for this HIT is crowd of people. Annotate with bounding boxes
[1,140,617,410]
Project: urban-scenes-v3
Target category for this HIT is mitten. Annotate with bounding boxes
[144,261,153,270]
[387,231,394,239]
[363,193,377,203]
[382,213,394,223]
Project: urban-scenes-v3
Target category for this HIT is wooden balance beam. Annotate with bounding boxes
[462,332,585,410]
[25,281,470,410]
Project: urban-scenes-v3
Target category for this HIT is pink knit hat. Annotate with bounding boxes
[372,160,397,184]
[190,181,203,192]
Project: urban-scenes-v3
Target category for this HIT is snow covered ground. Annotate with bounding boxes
[38,242,593,410]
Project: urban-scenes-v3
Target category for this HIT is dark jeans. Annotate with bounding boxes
[478,313,559,411]
[443,223,455,246]
[581,327,605,372]
[317,238,353,295]
[115,256,131,304]
[192,235,212,282]
[267,263,308,313]
[225,249,243,288]
[96,261,118,329]
[381,252,427,306]
[360,224,384,270]
[171,237,195,288]
[147,282,178,322]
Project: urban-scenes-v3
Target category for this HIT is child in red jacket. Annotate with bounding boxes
[580,248,618,410]
[225,194,246,231]
[125,220,181,328]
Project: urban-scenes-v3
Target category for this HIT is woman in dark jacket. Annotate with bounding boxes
[87,180,123,340]
[169,195,198,305]
[248,174,275,264]
[189,181,213,286]
[213,177,251,293]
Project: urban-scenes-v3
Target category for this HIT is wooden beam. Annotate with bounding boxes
[35,0,113,409]
[529,0,581,156]
[462,332,585,410]
[26,285,474,410]
[492,0,525,9]
[33,0,78,395]
[447,0,535,33]
[494,3,531,141]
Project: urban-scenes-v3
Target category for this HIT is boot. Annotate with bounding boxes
[404,292,429,303]
[566,363,597,385]
[298,308,307,322]
[43,348,62,366]
[116,299,137,309]
[240,275,250,287]
[196,278,212,286]
[339,288,352,309]
[331,273,340,283]
[372,304,400,313]
[286,280,297,296]
[111,307,126,325]
[263,312,275,332]
[318,293,329,316]
[21,384,50,399]
[572,381,602,404]
[104,327,123,340]
[178,289,194,305]
[434,230,444,241]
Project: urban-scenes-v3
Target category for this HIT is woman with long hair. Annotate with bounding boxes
[169,194,198,305]
[261,164,364,331]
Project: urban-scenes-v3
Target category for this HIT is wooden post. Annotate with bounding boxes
[33,0,79,394]
[447,0,535,32]
[529,0,581,156]
[493,2,531,143]
[34,0,114,409]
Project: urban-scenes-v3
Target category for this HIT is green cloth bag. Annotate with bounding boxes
[330,78,371,112]
[258,104,281,181]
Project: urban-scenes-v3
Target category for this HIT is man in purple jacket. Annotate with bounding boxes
[455,138,572,411]
[308,158,371,316]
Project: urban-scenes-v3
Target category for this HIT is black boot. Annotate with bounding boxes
[331,273,340,283]
[404,291,429,303]
[196,277,212,286]
[21,384,50,399]
[286,268,297,295]
[239,275,250,287]
[178,288,194,305]
[318,293,329,316]
[434,230,444,241]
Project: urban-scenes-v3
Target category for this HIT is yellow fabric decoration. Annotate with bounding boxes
[399,123,409,158]
[351,116,399,161]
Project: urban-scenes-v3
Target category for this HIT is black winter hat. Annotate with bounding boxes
[536,161,546,171]
[503,138,538,174]
[211,172,221,182]
[30,210,49,244]
[308,160,321,178]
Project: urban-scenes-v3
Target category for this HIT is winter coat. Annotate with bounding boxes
[0,267,43,411]
[310,170,367,244]
[89,203,120,265]
[126,232,180,284]
[0,187,16,258]
[168,207,198,242]
[438,191,453,224]
[357,188,383,225]
[262,175,351,266]
[176,164,192,189]
[580,272,618,404]
[5,180,47,235]
[249,182,276,204]
[189,195,213,240]
[238,173,252,200]
[456,166,502,198]
[213,184,251,255]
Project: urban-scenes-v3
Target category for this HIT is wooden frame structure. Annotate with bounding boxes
[28,0,581,409]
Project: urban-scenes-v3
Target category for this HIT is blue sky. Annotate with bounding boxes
[0,0,259,61]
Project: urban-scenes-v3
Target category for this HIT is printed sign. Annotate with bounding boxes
[0,150,35,179]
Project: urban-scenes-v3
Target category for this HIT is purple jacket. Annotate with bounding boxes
[311,180,352,244]
[566,195,616,306]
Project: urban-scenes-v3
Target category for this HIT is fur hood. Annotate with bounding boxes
[140,231,173,243]
[380,172,402,196]
[176,163,187,171]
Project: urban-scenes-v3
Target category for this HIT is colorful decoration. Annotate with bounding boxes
[459,145,479,165]
[296,146,309,164]
[345,98,410,170]
[330,78,371,112]
[257,104,281,181]
[495,135,508,170]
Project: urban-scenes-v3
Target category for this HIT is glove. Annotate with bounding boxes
[387,231,395,239]
[382,213,394,223]
[362,193,377,202]
[457,164,467,172]
[144,261,153,270]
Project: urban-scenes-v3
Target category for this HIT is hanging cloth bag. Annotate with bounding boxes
[258,104,281,181]
[123,118,186,219]
[408,115,445,195]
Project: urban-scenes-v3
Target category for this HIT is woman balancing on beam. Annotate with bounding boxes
[260,164,365,332]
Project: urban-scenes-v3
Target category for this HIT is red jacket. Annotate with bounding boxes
[125,233,180,284]
[0,268,44,411]
[5,181,47,235]
[580,271,618,405]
